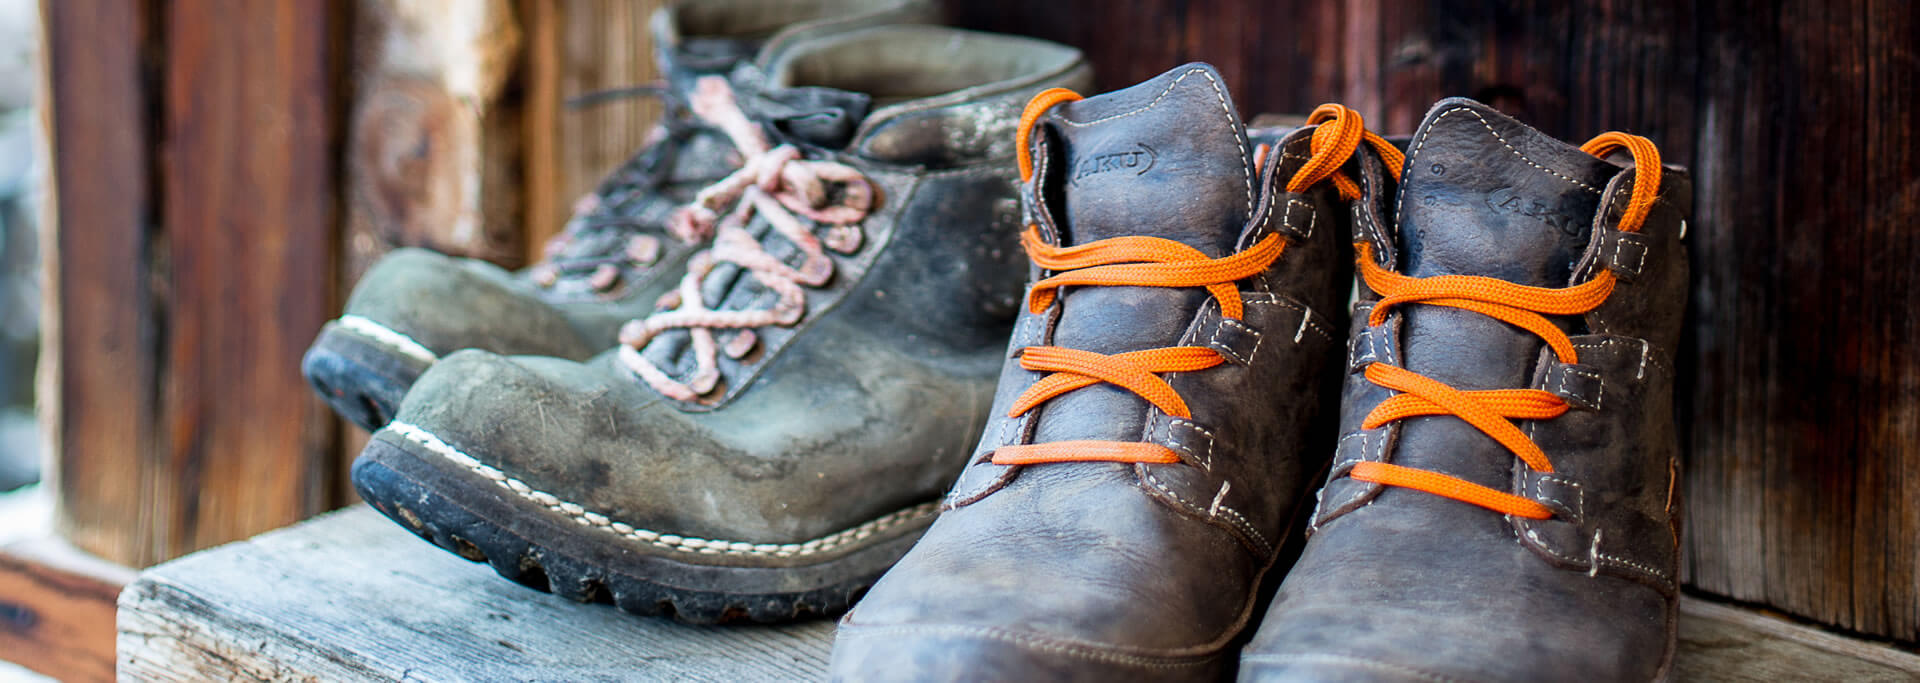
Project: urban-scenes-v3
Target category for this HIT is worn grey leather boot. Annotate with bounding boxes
[829,64,1402,680]
[348,26,1092,624]
[302,0,939,431]
[1238,98,1689,682]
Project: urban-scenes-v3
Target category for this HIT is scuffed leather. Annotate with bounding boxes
[1243,97,1690,683]
[832,63,1386,682]
[381,30,1092,553]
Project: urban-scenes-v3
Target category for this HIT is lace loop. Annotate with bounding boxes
[617,76,875,401]
[1350,131,1664,519]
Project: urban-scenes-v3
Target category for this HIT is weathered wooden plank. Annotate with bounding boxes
[149,0,344,564]
[39,0,161,567]
[116,506,1920,681]
[117,507,833,681]
[1675,0,1920,643]
[521,0,667,262]
[0,536,135,683]
[0,487,136,683]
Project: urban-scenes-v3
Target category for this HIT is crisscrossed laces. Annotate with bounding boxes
[1349,131,1662,518]
[992,94,1399,466]
[615,76,875,401]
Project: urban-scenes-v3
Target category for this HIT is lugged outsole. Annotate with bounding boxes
[351,437,927,625]
[302,323,431,431]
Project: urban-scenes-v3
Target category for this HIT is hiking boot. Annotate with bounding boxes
[348,26,1092,624]
[1238,98,1690,682]
[302,0,940,431]
[829,64,1402,681]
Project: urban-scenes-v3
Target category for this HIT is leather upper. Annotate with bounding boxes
[376,28,1092,552]
[832,64,1391,682]
[1242,97,1691,683]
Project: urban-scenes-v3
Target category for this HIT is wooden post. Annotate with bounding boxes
[42,0,346,567]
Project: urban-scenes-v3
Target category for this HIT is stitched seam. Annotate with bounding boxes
[1551,364,1605,411]
[837,624,1221,669]
[1284,198,1315,239]
[1055,68,1253,221]
[1166,418,1216,469]
[1142,469,1269,553]
[1599,552,1672,580]
[1209,317,1262,365]
[1242,295,1336,342]
[1521,525,1586,564]
[387,421,935,557]
[1572,338,1674,377]
[1396,106,1603,226]
[1537,473,1586,520]
[1530,475,1583,520]
[337,315,439,365]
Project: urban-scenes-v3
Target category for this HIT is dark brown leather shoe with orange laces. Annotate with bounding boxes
[1238,98,1690,682]
[829,64,1403,681]
[302,0,939,431]
[348,26,1092,624]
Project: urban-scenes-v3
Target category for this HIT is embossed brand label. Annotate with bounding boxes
[1071,143,1157,183]
[1486,187,1583,236]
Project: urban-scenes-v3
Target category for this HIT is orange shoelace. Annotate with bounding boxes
[993,95,1400,466]
[1348,131,1662,518]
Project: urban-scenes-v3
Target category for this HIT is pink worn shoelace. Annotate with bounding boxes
[616,76,874,400]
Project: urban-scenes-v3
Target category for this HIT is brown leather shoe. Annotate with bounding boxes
[1239,98,1690,682]
[830,63,1401,681]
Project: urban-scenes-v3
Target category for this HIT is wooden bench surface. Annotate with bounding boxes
[117,507,1920,681]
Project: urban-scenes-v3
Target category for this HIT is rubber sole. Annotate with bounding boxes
[302,322,431,431]
[351,435,934,624]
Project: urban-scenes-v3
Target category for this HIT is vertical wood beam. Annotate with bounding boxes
[41,0,161,566]
[154,0,343,561]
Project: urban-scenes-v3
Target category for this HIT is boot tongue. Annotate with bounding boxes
[1396,98,1619,286]
[1386,99,1625,493]
[1025,64,1254,450]
[1047,63,1253,256]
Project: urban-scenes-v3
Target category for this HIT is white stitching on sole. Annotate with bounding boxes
[337,315,439,365]
[385,421,938,558]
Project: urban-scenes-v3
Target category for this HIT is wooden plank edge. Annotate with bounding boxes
[1681,596,1920,671]
[0,533,135,682]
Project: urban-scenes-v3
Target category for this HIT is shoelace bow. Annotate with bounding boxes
[1349,131,1663,519]
[993,95,1401,466]
[530,84,699,293]
[615,76,875,401]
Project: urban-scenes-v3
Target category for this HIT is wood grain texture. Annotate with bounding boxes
[521,0,667,263]
[116,506,1920,681]
[43,0,348,567]
[955,0,1920,643]
[0,535,136,683]
[40,0,161,567]
[117,507,833,681]
[152,0,343,564]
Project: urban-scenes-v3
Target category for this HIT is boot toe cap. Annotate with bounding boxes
[344,247,595,360]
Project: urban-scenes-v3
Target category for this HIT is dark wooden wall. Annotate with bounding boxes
[957,0,1920,644]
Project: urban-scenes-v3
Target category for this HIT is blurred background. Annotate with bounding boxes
[0,0,39,498]
[0,1,1916,681]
